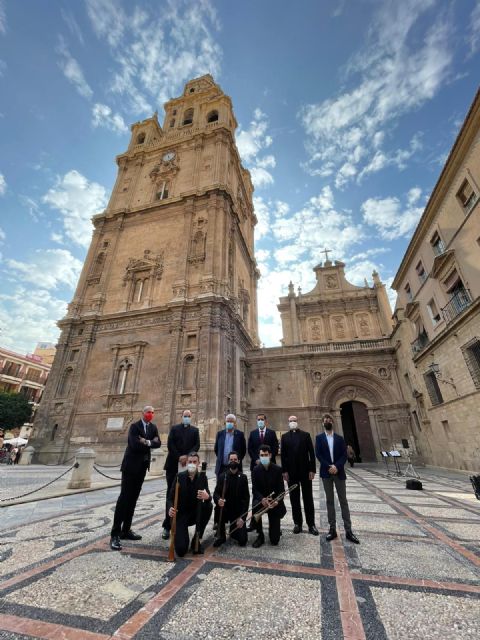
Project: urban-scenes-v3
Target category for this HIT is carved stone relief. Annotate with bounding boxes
[332,315,346,339]
[356,312,372,337]
[325,274,339,289]
[308,318,322,342]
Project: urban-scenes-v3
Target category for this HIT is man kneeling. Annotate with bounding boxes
[251,444,286,548]
[167,452,213,556]
[213,450,250,547]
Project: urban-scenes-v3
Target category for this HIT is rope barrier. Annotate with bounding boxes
[0,463,78,503]
[93,465,122,481]
[94,462,122,469]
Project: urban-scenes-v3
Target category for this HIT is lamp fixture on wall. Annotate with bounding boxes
[428,359,458,393]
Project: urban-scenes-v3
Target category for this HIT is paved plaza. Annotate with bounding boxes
[0,464,479,639]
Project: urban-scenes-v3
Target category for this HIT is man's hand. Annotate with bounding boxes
[168,507,176,518]
[261,497,271,508]
[236,518,245,529]
[283,472,289,483]
[197,489,209,501]
[139,437,147,445]
[309,472,315,481]
[218,498,226,508]
[271,500,279,508]
[329,465,338,475]
[179,455,187,466]
[255,459,260,465]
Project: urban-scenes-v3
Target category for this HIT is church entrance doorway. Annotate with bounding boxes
[340,401,376,462]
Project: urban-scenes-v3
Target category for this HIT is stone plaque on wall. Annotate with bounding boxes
[106,417,124,431]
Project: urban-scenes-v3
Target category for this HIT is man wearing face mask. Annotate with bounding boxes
[315,414,360,544]
[167,452,213,556]
[110,406,161,551]
[162,409,200,540]
[214,414,247,478]
[247,413,279,471]
[251,444,287,548]
[281,416,319,536]
[212,450,250,547]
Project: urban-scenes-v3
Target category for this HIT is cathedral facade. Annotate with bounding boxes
[32,75,412,465]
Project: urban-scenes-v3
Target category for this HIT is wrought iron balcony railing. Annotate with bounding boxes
[441,288,472,324]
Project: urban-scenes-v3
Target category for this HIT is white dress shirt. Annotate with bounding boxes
[325,431,334,463]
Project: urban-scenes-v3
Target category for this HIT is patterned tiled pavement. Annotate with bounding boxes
[0,466,479,639]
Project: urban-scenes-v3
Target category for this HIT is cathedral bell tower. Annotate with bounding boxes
[33,75,260,463]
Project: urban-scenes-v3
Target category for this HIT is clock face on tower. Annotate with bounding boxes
[162,151,175,162]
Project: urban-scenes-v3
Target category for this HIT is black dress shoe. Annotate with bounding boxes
[213,536,226,548]
[161,528,170,540]
[326,529,337,541]
[252,534,265,548]
[110,536,122,551]
[345,530,360,544]
[308,525,319,536]
[293,524,303,534]
[120,530,142,540]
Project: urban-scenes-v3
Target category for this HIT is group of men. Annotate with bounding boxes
[109,407,360,554]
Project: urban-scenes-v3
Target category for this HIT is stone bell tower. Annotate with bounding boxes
[33,75,260,463]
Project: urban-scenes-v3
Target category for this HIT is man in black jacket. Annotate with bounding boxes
[110,406,161,551]
[162,409,200,539]
[251,444,287,548]
[167,452,213,556]
[247,413,279,471]
[213,450,250,548]
[281,415,319,536]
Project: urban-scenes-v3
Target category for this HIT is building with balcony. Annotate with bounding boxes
[391,88,480,471]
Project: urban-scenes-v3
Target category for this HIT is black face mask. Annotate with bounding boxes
[229,461,239,471]
[324,422,333,430]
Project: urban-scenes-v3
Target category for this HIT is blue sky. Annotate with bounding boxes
[0,0,479,352]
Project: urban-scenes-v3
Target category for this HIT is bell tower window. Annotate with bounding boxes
[137,132,146,144]
[207,110,218,123]
[183,109,194,126]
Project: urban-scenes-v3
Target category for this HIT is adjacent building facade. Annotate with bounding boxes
[392,89,480,471]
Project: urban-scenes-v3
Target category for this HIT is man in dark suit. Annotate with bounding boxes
[167,452,213,556]
[315,414,359,544]
[213,450,250,547]
[247,413,279,471]
[214,413,247,477]
[251,444,287,548]
[110,406,161,551]
[281,415,319,536]
[162,409,200,539]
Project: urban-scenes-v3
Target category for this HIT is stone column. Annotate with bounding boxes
[18,446,35,465]
[67,448,96,490]
[149,448,165,476]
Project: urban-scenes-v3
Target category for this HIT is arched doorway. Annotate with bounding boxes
[340,401,376,462]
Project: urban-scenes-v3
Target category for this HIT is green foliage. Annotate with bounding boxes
[0,392,33,430]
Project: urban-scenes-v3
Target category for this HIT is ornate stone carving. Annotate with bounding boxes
[309,318,322,342]
[357,312,372,337]
[332,315,346,339]
[149,154,180,180]
[325,274,339,289]
[123,249,164,285]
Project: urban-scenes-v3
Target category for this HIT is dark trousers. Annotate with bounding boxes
[322,476,352,531]
[162,470,176,530]
[111,467,147,537]
[255,510,282,544]
[288,477,315,527]
[217,509,248,546]
[174,502,213,557]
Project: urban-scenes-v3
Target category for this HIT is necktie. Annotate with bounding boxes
[260,430,264,442]
[144,423,149,436]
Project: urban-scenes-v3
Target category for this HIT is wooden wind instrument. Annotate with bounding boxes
[168,475,180,562]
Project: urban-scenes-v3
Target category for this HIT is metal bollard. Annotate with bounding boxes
[67,448,96,489]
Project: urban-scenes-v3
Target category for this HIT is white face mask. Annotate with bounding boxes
[260,456,270,466]
[187,463,197,474]
[289,421,298,430]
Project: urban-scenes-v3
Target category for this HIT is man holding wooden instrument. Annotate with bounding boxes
[212,450,250,547]
[251,444,287,548]
[167,452,213,556]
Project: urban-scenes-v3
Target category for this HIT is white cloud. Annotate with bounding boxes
[361,189,424,240]
[92,103,128,134]
[86,0,222,113]
[0,226,5,242]
[56,36,93,99]
[358,134,423,182]
[253,196,272,240]
[0,286,68,354]
[42,170,109,248]
[5,249,83,290]
[300,0,453,186]
[19,195,43,222]
[0,172,6,195]
[468,2,480,56]
[61,8,85,45]
[237,109,276,189]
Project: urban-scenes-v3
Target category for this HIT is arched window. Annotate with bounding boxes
[58,368,73,397]
[183,355,196,389]
[137,132,146,144]
[133,277,147,303]
[116,359,132,394]
[207,110,218,123]
[156,181,169,200]
[169,119,175,128]
[51,424,58,441]
[183,109,194,126]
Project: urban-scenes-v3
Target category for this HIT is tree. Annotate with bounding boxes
[0,392,33,430]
